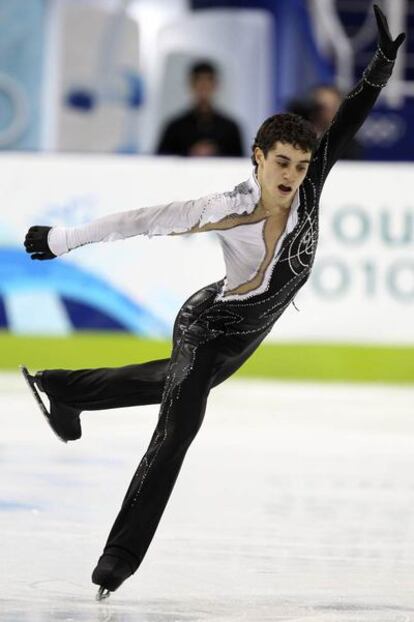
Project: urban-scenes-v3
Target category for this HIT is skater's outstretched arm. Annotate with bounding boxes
[309,4,405,185]
[24,186,245,260]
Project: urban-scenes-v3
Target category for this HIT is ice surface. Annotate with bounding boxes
[1,371,414,621]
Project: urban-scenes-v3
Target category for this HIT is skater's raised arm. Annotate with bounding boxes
[24,189,238,260]
[309,4,405,184]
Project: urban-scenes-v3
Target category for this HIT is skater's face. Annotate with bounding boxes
[255,142,311,208]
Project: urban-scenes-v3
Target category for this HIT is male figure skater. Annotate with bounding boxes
[22,6,405,600]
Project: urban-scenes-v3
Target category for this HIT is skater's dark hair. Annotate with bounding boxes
[251,113,318,169]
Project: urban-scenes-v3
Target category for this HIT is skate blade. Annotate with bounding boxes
[96,586,111,601]
[20,364,67,444]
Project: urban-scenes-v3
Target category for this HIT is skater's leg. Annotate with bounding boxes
[92,328,219,593]
[26,283,222,447]
[37,282,222,412]
[40,359,170,411]
[210,329,269,387]
[22,358,170,443]
[41,323,266,413]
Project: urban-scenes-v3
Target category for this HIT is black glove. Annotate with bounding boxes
[24,226,56,260]
[374,4,406,60]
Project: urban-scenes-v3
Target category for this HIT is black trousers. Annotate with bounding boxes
[41,282,268,572]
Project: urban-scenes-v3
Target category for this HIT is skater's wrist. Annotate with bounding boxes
[47,226,70,256]
[363,46,395,88]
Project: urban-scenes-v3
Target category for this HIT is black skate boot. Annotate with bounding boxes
[20,365,82,443]
[92,553,134,600]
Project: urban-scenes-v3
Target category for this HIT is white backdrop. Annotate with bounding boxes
[0,154,413,344]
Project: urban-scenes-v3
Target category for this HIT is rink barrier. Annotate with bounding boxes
[0,154,413,347]
[1,333,413,384]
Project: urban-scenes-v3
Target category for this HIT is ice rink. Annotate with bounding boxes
[1,371,414,621]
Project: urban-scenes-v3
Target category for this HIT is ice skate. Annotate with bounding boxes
[20,365,82,443]
[96,587,111,601]
[92,554,134,599]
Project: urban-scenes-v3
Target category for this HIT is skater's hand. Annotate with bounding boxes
[373,4,406,60]
[24,226,57,260]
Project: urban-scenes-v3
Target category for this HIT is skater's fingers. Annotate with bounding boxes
[24,238,40,251]
[25,226,55,259]
[25,236,39,247]
[24,241,35,252]
[26,226,49,240]
[373,4,393,41]
[25,234,39,247]
[26,230,42,241]
[394,32,406,49]
[30,251,55,261]
[30,252,52,260]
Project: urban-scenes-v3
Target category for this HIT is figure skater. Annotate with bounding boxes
[22,6,405,600]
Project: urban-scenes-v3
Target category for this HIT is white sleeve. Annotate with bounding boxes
[47,192,230,256]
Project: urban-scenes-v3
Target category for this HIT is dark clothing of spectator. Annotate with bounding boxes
[157,108,244,157]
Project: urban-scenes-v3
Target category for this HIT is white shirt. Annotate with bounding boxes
[48,171,300,301]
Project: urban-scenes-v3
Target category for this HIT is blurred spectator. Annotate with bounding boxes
[288,84,363,160]
[156,61,243,157]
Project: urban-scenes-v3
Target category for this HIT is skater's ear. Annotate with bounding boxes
[254,146,265,167]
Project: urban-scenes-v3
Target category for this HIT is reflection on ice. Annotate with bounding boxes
[1,373,414,621]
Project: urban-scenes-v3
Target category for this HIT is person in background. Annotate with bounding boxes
[156,60,244,157]
[288,84,363,160]
[310,84,363,159]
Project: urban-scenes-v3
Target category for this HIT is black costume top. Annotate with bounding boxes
[47,49,394,336]
[156,108,244,157]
